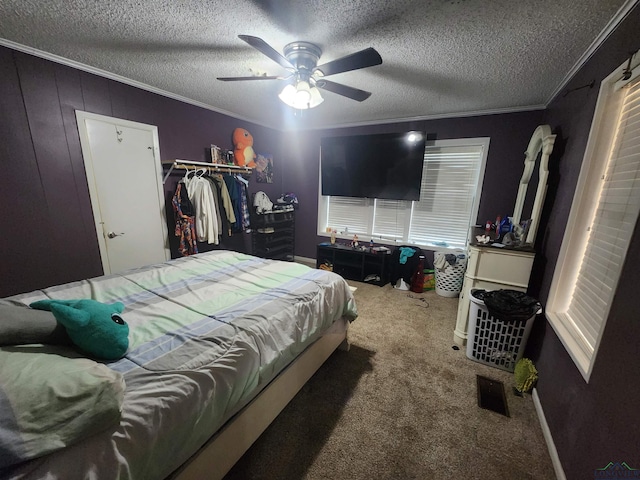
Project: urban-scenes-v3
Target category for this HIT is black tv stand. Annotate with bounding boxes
[316,243,390,286]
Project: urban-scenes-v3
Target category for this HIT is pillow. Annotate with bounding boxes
[0,305,71,346]
[0,345,125,468]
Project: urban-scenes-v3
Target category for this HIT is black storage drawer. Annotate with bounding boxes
[251,211,295,261]
[316,244,389,286]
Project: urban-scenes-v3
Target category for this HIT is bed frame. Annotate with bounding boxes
[170,324,349,480]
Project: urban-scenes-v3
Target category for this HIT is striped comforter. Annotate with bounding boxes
[1,250,357,479]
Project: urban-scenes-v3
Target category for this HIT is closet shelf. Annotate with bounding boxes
[162,159,253,184]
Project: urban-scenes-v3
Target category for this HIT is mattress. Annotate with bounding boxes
[0,250,357,479]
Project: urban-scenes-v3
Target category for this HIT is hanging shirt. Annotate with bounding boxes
[211,174,237,225]
[236,176,251,231]
[223,174,241,232]
[171,182,198,256]
[205,177,223,237]
[185,174,219,244]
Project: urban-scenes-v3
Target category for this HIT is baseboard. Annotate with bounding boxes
[532,388,566,480]
[294,255,316,268]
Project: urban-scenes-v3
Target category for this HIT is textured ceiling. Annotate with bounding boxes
[0,0,633,130]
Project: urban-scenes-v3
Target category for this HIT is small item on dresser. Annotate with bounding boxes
[351,234,359,248]
[330,229,336,245]
[502,232,517,246]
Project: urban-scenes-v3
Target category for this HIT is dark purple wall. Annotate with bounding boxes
[0,46,282,297]
[281,112,544,260]
[526,5,640,479]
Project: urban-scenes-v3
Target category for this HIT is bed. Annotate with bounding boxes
[0,250,357,480]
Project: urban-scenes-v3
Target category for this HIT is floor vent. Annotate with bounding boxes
[476,375,509,417]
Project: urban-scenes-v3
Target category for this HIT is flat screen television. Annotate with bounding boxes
[320,131,426,201]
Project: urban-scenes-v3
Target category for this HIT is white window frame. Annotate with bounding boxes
[547,54,640,382]
[317,137,489,251]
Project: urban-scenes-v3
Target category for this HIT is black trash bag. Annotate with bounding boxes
[472,289,541,322]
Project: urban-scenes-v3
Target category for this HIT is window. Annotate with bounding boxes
[317,138,489,250]
[547,56,640,382]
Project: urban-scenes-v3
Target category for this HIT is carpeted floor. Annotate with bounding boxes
[224,281,556,480]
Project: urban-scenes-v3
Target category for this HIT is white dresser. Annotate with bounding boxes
[453,244,535,345]
[453,124,555,345]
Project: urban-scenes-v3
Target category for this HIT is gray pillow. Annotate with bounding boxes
[0,346,125,467]
[0,305,71,346]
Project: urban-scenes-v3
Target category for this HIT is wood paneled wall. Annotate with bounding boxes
[0,47,282,297]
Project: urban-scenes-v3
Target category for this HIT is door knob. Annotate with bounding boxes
[107,231,125,239]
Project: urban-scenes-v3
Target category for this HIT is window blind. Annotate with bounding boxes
[565,78,640,355]
[373,199,410,239]
[408,145,484,248]
[326,196,371,235]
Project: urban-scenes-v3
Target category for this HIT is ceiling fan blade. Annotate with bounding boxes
[238,35,294,70]
[316,79,371,102]
[314,47,382,77]
[217,76,284,81]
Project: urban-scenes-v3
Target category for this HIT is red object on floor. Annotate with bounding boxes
[411,256,426,293]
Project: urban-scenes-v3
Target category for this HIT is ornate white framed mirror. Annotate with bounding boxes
[511,124,557,245]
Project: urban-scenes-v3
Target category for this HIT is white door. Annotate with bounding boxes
[76,111,170,274]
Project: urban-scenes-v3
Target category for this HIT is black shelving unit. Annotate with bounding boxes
[316,243,390,286]
[251,211,295,261]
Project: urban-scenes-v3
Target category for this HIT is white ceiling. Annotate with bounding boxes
[0,0,635,131]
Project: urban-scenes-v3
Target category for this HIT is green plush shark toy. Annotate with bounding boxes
[30,299,129,360]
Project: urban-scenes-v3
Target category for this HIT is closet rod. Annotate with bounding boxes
[162,159,253,184]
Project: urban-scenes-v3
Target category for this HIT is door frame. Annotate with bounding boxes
[76,110,170,274]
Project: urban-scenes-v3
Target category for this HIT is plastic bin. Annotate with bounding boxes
[466,289,539,372]
[434,252,467,297]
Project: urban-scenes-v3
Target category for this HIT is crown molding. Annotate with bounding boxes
[286,105,547,132]
[545,0,640,105]
[0,38,276,131]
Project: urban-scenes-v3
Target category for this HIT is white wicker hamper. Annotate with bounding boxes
[466,290,538,372]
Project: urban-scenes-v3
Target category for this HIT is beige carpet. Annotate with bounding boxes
[225,282,556,480]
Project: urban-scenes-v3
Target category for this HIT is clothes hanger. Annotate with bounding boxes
[183,166,195,181]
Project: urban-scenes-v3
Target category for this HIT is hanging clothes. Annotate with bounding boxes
[223,173,239,230]
[184,171,219,244]
[210,174,236,236]
[205,177,223,238]
[236,175,251,231]
[172,182,198,256]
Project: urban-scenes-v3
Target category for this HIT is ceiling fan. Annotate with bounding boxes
[217,35,383,109]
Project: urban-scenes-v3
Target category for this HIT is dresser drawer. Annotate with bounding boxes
[466,246,534,288]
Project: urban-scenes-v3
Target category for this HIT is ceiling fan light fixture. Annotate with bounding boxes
[279,80,323,109]
[220,36,381,107]
[294,80,311,104]
[309,86,324,108]
[278,84,297,106]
